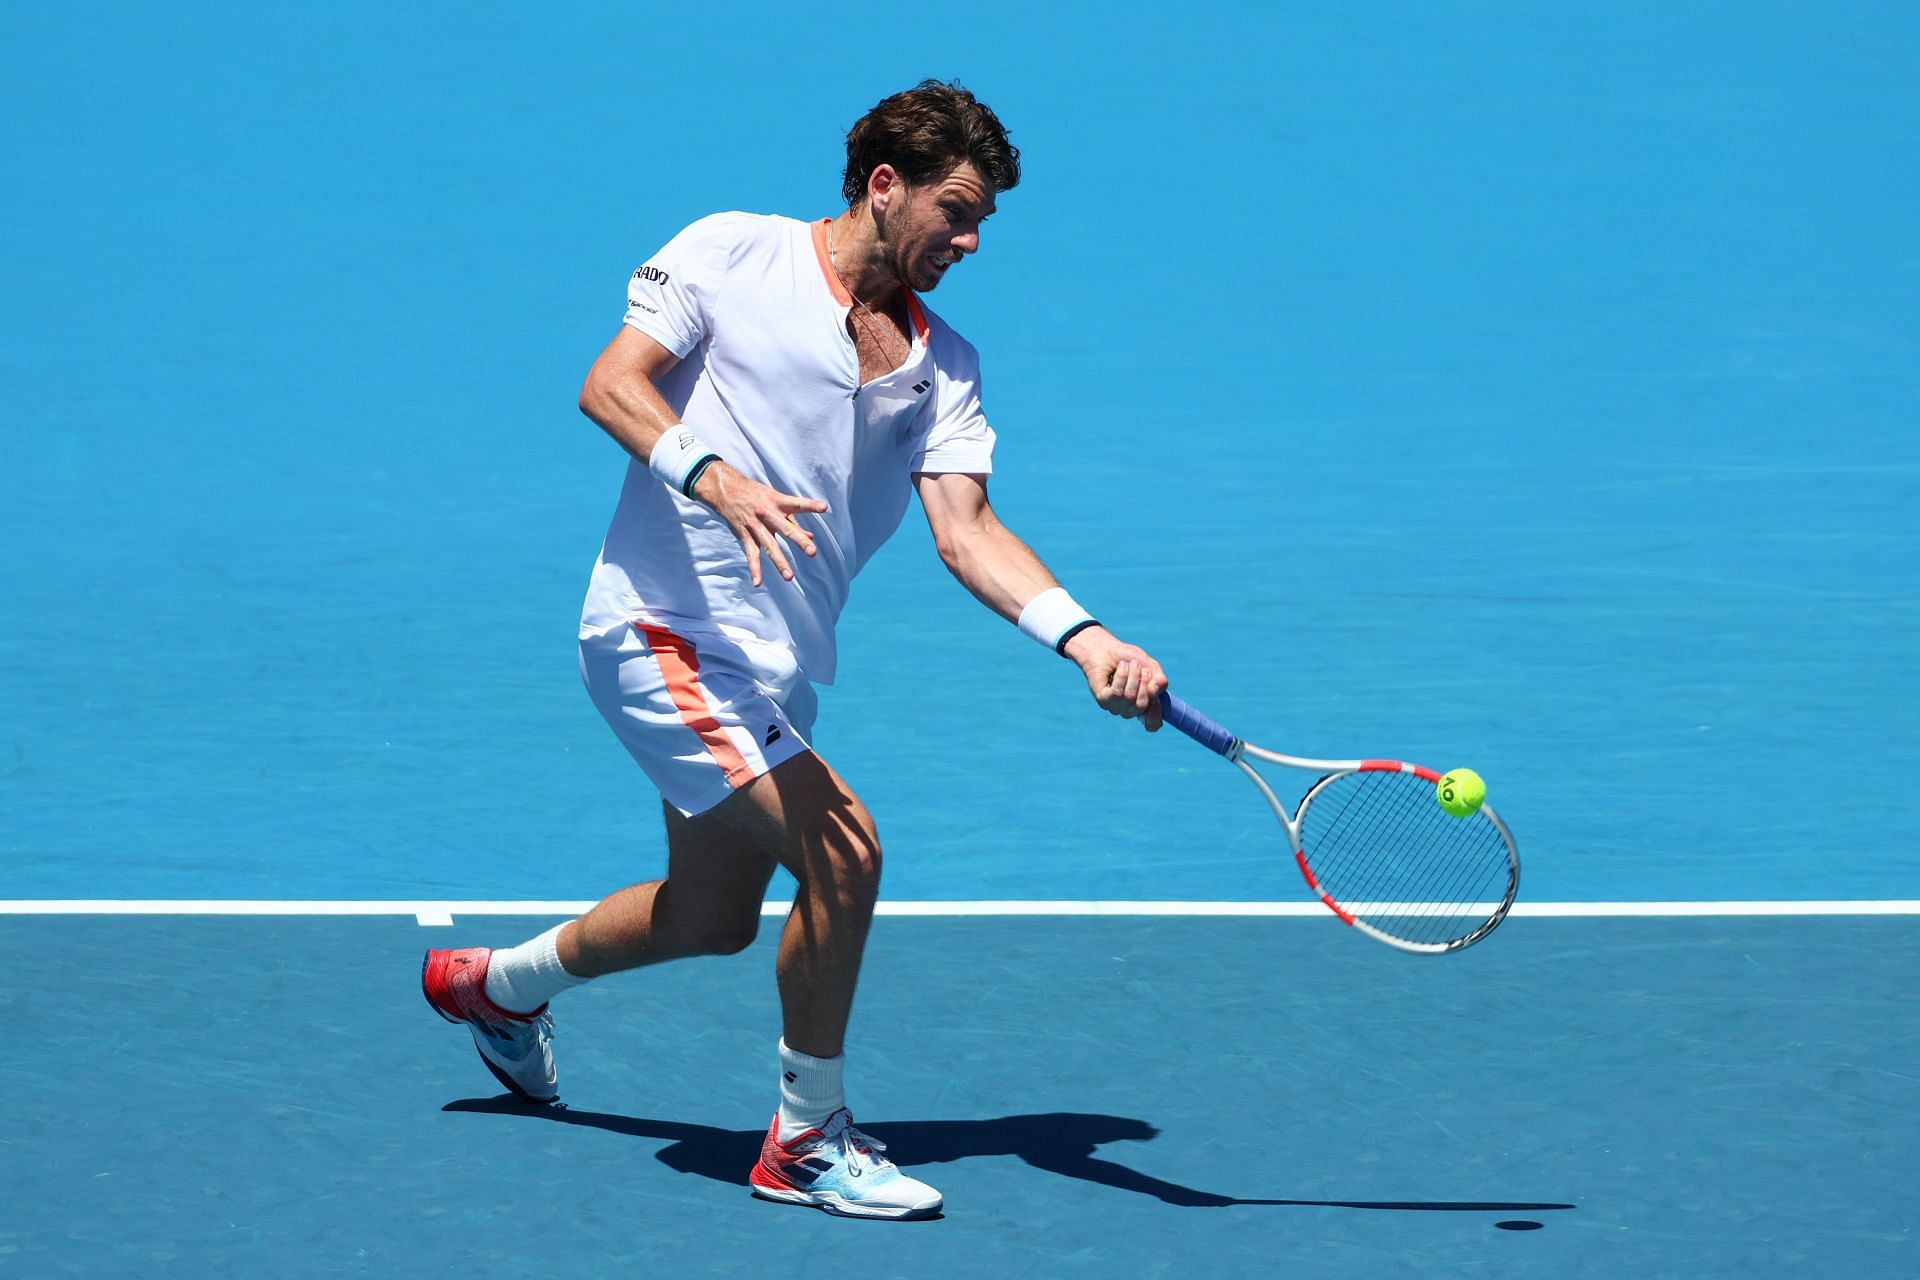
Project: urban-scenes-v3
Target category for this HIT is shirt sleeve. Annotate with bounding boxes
[910,333,997,474]
[621,213,742,359]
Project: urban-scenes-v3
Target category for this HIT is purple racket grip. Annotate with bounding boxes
[1159,692,1240,757]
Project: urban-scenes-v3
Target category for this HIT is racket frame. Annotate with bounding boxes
[1163,695,1519,954]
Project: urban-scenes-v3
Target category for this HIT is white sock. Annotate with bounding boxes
[484,923,589,1014]
[777,1038,845,1142]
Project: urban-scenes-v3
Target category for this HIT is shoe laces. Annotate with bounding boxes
[821,1112,889,1177]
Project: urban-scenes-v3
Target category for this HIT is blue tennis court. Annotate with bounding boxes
[3,0,1915,1275]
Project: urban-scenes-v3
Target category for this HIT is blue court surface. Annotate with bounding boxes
[3,1,1916,1276]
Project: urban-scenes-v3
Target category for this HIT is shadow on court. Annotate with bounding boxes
[444,1097,1574,1214]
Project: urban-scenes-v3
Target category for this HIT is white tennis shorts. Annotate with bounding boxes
[579,617,818,816]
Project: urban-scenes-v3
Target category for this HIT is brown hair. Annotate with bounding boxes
[842,79,1021,206]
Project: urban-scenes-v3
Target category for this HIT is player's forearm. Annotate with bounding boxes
[935,516,1062,623]
[578,365,682,465]
[937,498,1155,713]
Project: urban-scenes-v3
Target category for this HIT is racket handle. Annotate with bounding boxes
[1159,692,1240,758]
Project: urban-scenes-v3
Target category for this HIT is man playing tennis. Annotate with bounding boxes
[423,80,1168,1220]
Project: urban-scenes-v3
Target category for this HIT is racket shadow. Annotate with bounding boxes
[442,1098,1573,1213]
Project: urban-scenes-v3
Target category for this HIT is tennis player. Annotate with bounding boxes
[423,80,1168,1220]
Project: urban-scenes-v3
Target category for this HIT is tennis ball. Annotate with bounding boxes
[1437,768,1486,817]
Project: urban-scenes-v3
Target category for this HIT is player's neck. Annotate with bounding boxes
[827,210,905,311]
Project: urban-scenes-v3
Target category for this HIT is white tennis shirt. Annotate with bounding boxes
[579,212,997,685]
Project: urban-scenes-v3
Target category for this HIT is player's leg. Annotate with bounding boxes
[707,751,943,1219]
[470,747,885,1097]
[706,750,881,1060]
[423,804,780,1105]
[555,800,778,977]
[423,620,803,1103]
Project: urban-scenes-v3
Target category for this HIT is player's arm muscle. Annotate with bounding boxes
[913,472,1058,619]
[578,326,684,462]
[915,470,1167,727]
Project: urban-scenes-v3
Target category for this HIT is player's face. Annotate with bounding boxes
[885,162,995,293]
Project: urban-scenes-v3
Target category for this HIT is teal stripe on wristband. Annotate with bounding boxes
[1053,618,1100,655]
[680,454,719,496]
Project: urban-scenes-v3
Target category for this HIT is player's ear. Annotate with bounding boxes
[868,164,902,215]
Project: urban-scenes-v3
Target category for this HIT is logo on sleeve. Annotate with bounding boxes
[911,379,931,395]
[632,265,671,286]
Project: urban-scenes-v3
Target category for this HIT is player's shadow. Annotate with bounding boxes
[444,1097,1574,1213]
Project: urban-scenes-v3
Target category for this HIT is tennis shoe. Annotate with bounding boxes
[420,947,558,1103]
[749,1109,942,1220]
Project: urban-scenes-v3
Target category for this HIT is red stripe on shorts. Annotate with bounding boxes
[635,624,756,788]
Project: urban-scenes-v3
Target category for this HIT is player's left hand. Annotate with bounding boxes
[1062,627,1167,731]
[689,460,828,588]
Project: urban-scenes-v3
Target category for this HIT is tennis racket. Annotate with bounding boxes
[1160,693,1519,954]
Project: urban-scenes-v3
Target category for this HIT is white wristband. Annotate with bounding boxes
[1017,587,1099,656]
[648,425,721,497]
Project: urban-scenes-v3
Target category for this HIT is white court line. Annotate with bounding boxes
[0,899,1915,925]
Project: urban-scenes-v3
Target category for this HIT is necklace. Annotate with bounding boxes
[828,224,904,361]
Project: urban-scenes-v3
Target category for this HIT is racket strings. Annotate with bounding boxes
[1326,780,1478,924]
[1362,779,1500,911]
[1308,773,1450,903]
[1344,783,1508,931]
[1338,782,1508,940]
[1296,770,1514,946]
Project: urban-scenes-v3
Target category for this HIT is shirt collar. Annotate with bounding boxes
[811,218,930,343]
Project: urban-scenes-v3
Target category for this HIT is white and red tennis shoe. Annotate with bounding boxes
[749,1109,942,1220]
[421,947,558,1104]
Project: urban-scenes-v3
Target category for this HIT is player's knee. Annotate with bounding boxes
[700,912,760,956]
[824,832,883,910]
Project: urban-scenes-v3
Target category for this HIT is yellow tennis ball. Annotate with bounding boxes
[1437,768,1486,817]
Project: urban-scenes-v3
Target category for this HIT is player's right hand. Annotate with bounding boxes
[690,462,829,587]
[1063,627,1168,732]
